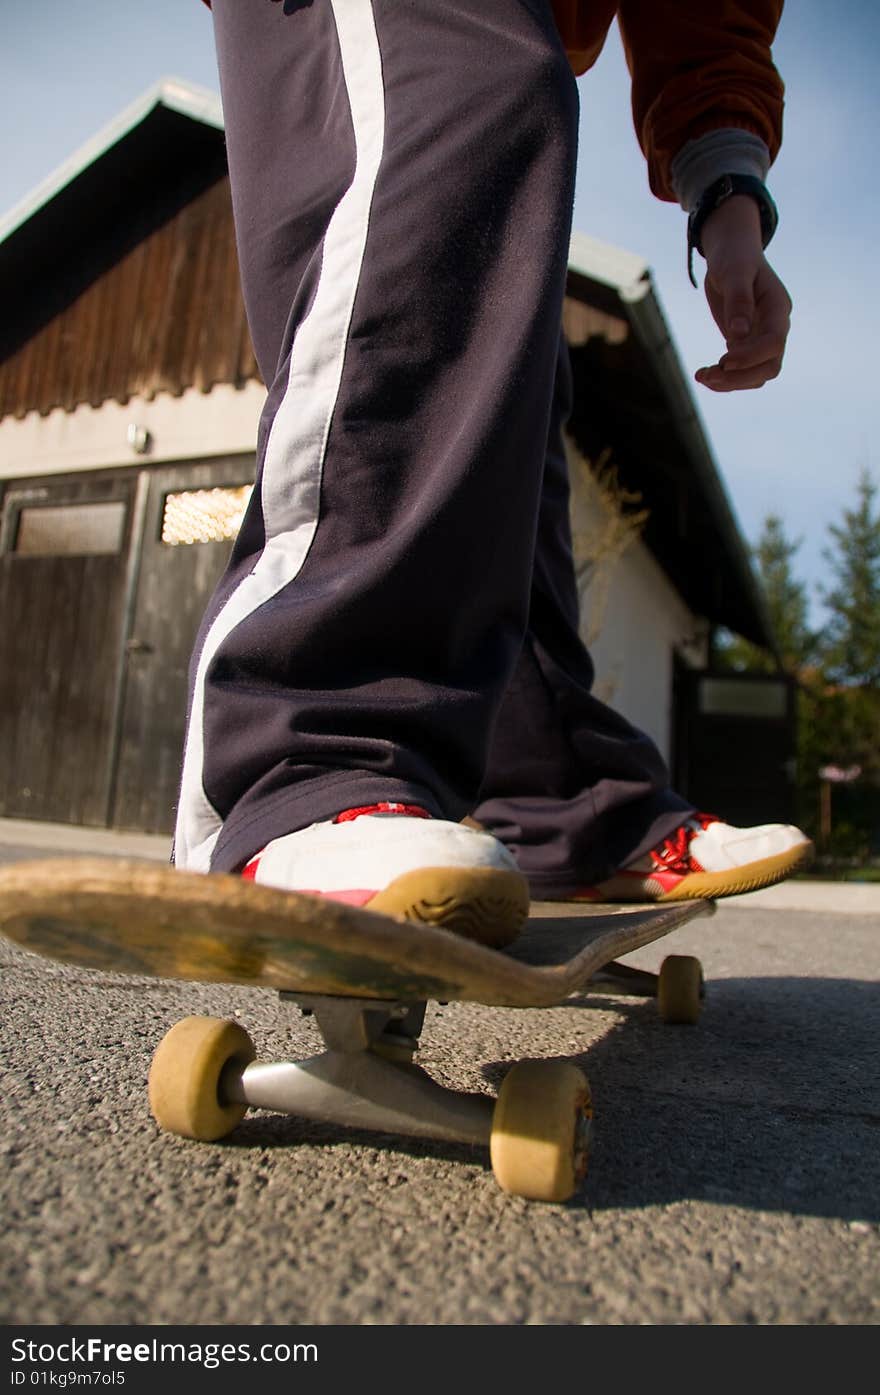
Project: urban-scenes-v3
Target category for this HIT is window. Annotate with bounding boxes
[161,485,253,546]
[698,678,788,719]
[13,502,126,557]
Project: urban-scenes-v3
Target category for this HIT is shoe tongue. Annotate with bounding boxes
[333,803,432,823]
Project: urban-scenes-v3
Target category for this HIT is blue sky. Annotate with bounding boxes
[2,0,877,627]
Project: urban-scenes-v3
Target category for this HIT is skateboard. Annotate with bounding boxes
[0,856,714,1202]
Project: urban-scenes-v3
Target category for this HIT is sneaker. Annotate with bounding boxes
[242,802,529,946]
[570,813,814,903]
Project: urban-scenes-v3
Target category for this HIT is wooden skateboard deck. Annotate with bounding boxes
[0,856,713,1006]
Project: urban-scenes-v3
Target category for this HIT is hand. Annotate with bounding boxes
[694,195,792,392]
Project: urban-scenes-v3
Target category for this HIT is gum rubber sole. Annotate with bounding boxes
[597,838,815,903]
[365,867,529,948]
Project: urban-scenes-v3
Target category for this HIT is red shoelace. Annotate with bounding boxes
[649,813,718,873]
[333,803,432,823]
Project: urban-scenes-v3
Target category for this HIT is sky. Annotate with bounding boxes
[1,0,878,628]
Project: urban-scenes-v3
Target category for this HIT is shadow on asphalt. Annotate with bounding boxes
[488,974,880,1222]
[215,975,879,1223]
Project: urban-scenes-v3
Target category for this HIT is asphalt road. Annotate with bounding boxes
[1,824,878,1327]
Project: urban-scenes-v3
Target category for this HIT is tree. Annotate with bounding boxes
[804,469,880,857]
[715,513,814,674]
[819,468,880,686]
[713,499,879,858]
[755,514,816,671]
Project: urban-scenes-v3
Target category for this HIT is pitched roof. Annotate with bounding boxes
[0,79,223,249]
[0,79,228,362]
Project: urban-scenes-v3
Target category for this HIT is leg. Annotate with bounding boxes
[474,335,812,899]
[174,0,580,877]
[474,333,691,895]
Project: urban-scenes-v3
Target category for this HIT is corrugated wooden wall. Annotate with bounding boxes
[0,178,260,421]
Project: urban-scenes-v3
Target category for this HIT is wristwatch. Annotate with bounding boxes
[687,173,779,286]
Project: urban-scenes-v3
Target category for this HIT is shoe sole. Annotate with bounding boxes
[365,867,529,948]
[601,839,815,903]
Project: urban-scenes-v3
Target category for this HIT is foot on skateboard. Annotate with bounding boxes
[241,803,528,948]
[565,813,813,903]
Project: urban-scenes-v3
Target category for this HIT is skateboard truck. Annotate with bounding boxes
[149,954,705,1202]
[222,993,493,1147]
[147,994,595,1202]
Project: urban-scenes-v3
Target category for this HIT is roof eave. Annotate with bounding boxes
[567,230,777,654]
[0,78,223,249]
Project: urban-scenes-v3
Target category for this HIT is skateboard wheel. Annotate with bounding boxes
[657,955,704,1024]
[148,1016,256,1141]
[490,1060,592,1203]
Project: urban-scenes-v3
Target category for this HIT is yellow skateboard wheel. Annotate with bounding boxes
[490,1060,592,1202]
[148,1016,256,1141]
[657,954,704,1024]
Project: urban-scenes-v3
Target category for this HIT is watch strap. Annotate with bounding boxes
[687,173,779,287]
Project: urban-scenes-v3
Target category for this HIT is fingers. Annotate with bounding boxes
[695,320,788,391]
[695,336,786,390]
[697,259,791,392]
[695,357,781,392]
[721,326,786,374]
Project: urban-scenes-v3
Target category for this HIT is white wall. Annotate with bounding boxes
[567,438,707,760]
[0,382,264,480]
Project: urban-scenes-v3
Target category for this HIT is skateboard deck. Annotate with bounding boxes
[0,856,710,1006]
[0,857,715,1203]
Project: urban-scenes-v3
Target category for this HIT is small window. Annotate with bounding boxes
[698,678,788,719]
[161,485,253,546]
[13,502,126,557]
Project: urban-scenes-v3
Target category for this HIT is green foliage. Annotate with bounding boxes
[756,515,817,672]
[715,513,815,675]
[795,677,880,857]
[713,629,774,673]
[717,476,880,864]
[819,470,880,686]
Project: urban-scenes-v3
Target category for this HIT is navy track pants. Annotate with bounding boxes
[175,0,691,891]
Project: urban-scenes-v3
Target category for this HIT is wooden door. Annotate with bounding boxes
[111,459,254,833]
[0,473,137,824]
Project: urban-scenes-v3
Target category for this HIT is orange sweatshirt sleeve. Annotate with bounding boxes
[616,1,785,202]
[551,0,619,74]
[551,2,785,203]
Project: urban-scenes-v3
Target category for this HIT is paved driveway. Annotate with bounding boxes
[1,821,878,1325]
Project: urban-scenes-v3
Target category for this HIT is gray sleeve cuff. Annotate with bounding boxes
[671,129,771,212]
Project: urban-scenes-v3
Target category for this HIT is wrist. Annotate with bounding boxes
[687,174,778,287]
[700,194,762,259]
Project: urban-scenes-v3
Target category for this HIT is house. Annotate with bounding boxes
[0,79,795,836]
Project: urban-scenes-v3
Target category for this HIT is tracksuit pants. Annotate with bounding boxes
[174,0,692,893]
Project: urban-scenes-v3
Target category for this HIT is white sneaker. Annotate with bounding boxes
[568,813,814,902]
[242,802,528,946]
